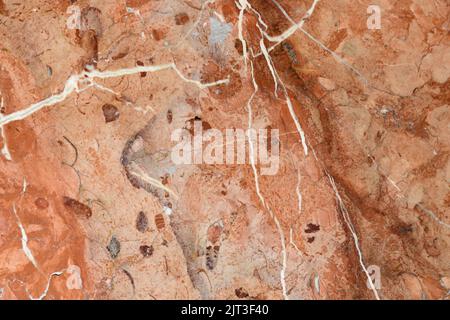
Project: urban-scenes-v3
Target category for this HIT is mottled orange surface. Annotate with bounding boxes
[0,0,448,300]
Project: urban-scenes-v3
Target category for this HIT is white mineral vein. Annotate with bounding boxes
[0,63,229,127]
[12,204,39,270]
[0,93,12,161]
[27,271,65,300]
[246,58,289,300]
[327,174,381,300]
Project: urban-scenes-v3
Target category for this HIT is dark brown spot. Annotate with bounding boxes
[136,211,149,233]
[167,109,173,124]
[185,117,211,136]
[136,60,146,77]
[63,196,92,218]
[140,245,154,257]
[234,39,243,55]
[175,13,190,25]
[102,104,120,123]
[152,28,167,41]
[206,244,220,270]
[235,287,249,298]
[161,174,169,185]
[305,223,320,234]
[307,236,315,243]
[111,51,128,60]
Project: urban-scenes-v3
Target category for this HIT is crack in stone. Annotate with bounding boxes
[0,63,229,128]
[0,93,12,161]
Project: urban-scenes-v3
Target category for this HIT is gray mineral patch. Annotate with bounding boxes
[209,17,232,46]
[107,236,121,259]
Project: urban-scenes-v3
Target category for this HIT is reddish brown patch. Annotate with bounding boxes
[34,198,49,210]
[305,223,320,234]
[221,1,238,23]
[327,29,348,51]
[175,13,189,25]
[235,287,249,298]
[152,28,167,41]
[207,224,223,244]
[126,0,150,7]
[0,0,8,15]
[201,62,242,100]
[63,196,92,218]
[154,213,165,230]
[140,245,154,257]
[102,104,120,123]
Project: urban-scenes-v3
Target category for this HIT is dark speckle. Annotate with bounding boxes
[136,211,149,233]
[167,109,173,124]
[140,245,154,257]
[305,223,320,234]
[107,236,121,259]
[102,104,120,123]
[175,13,189,25]
[235,287,249,298]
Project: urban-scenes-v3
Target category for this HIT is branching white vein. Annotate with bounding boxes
[326,174,381,300]
[265,0,320,46]
[246,58,289,300]
[251,9,309,156]
[267,0,369,85]
[0,63,229,128]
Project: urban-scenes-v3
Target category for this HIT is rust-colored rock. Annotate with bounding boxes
[0,0,448,301]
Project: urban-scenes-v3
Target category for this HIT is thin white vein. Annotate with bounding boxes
[247,60,264,207]
[130,165,179,199]
[249,8,279,96]
[236,0,249,71]
[246,59,288,300]
[296,167,302,214]
[386,176,401,192]
[417,204,450,229]
[270,0,296,24]
[279,76,309,156]
[289,228,303,256]
[259,37,279,96]
[0,94,12,161]
[12,204,39,270]
[326,174,381,300]
[22,177,27,194]
[26,271,64,300]
[374,156,450,229]
[0,124,11,161]
[297,28,369,85]
[267,0,369,85]
[253,13,309,155]
[0,63,229,127]
[265,0,320,45]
